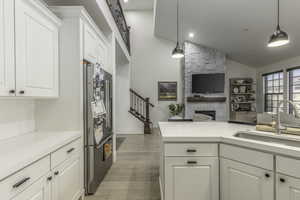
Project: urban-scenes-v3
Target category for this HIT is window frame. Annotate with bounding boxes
[263,71,284,113]
[288,66,300,113]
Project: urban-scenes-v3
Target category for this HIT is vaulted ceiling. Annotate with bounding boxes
[154,0,300,67]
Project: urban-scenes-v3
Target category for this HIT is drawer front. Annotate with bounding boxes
[220,144,273,170]
[277,156,300,178]
[0,156,50,199]
[164,143,218,157]
[51,138,81,168]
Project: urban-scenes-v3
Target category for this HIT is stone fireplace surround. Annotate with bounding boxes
[184,42,227,121]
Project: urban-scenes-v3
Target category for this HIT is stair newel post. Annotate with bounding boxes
[144,97,151,134]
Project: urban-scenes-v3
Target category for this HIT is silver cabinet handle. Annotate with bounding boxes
[187,161,197,164]
[13,177,30,188]
[186,149,197,153]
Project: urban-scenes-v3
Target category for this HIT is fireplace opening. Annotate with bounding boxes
[195,110,216,120]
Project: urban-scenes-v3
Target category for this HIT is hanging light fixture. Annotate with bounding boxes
[172,0,184,58]
[268,0,289,47]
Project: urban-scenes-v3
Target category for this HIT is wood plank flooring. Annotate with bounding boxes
[86,130,161,200]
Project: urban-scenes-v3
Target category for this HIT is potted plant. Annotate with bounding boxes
[168,103,184,119]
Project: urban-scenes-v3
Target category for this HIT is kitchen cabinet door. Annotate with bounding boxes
[0,0,15,96]
[10,175,51,200]
[277,174,300,200]
[52,156,82,200]
[84,23,98,64]
[165,157,219,200]
[221,158,273,200]
[15,0,60,97]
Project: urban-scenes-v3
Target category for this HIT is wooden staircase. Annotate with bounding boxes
[129,89,154,134]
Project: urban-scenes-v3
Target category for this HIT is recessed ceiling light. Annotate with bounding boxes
[124,0,128,3]
[189,32,194,38]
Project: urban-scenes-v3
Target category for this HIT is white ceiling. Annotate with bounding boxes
[121,0,154,10]
[154,0,300,67]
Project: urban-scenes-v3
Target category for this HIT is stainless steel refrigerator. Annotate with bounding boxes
[83,61,113,195]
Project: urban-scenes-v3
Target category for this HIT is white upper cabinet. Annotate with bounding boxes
[83,19,110,72]
[221,158,274,200]
[84,23,98,64]
[15,0,61,97]
[0,0,15,96]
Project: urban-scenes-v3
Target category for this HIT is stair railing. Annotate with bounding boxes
[129,89,154,134]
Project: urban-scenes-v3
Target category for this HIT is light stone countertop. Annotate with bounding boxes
[159,121,300,158]
[0,131,81,181]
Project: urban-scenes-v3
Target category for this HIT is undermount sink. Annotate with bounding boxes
[234,131,300,148]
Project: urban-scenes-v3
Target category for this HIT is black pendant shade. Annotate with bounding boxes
[268,0,289,47]
[172,42,184,59]
[172,0,184,58]
[268,25,289,47]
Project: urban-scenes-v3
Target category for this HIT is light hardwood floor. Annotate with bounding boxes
[86,129,161,200]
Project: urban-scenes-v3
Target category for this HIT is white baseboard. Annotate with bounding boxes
[115,131,144,135]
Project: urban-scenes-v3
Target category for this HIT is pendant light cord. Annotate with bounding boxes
[277,0,280,29]
[176,0,179,43]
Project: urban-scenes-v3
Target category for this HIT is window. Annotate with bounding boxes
[263,71,284,113]
[288,67,300,112]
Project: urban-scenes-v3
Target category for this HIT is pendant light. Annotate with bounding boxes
[267,0,289,47]
[172,0,184,58]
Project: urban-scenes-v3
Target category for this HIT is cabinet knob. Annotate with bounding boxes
[47,176,52,181]
[280,178,286,183]
[54,171,59,176]
[19,90,25,94]
[187,160,197,164]
[265,173,270,178]
[9,89,15,94]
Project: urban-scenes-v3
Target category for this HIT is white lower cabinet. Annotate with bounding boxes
[10,174,51,200]
[0,138,83,200]
[52,156,81,200]
[277,174,300,200]
[165,157,219,200]
[221,158,274,200]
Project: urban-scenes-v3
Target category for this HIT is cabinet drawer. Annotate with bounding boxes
[0,156,50,199]
[220,144,273,170]
[51,138,81,168]
[277,156,300,178]
[164,143,218,157]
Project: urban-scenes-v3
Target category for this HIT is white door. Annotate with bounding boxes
[52,156,81,200]
[277,174,300,200]
[84,23,98,63]
[165,157,219,200]
[0,0,15,96]
[221,158,273,200]
[11,176,51,200]
[15,0,59,97]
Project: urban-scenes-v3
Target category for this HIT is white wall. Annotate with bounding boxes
[126,11,182,128]
[256,55,300,112]
[0,100,35,140]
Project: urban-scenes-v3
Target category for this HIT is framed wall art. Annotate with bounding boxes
[158,82,177,101]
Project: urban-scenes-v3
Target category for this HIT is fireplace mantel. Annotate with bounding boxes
[187,96,227,103]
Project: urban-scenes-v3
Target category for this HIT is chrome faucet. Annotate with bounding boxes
[276,100,300,134]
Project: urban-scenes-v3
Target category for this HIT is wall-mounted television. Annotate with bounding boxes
[192,73,225,93]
